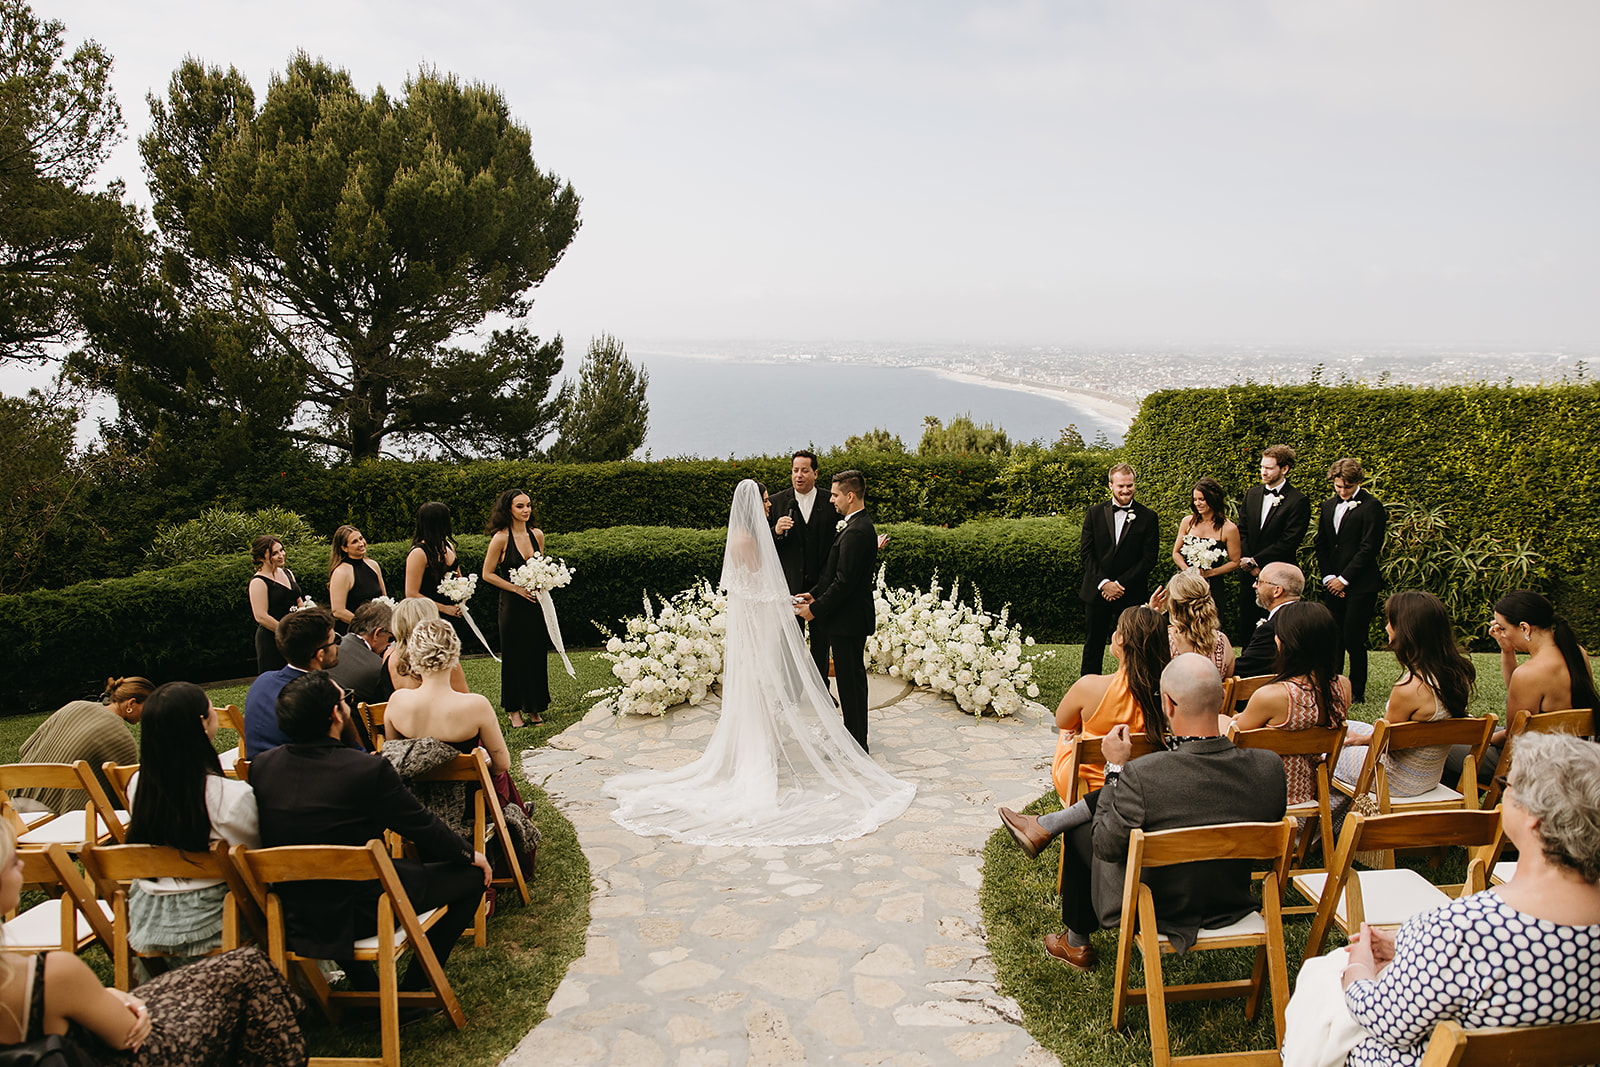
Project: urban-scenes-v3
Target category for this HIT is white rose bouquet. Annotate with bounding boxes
[1179,534,1228,571]
[289,596,318,612]
[433,572,500,662]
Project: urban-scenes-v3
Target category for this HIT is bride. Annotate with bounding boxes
[607,479,916,846]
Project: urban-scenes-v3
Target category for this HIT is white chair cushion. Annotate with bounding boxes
[351,907,440,952]
[1158,910,1268,945]
[3,898,110,949]
[19,811,54,827]
[1492,861,1517,885]
[1285,800,1320,816]
[1292,869,1449,928]
[1386,782,1464,807]
[218,749,239,772]
[19,813,110,846]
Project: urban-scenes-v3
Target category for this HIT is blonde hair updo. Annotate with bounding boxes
[406,619,461,677]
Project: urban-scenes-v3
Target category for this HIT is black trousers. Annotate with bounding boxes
[1059,792,1103,935]
[345,860,485,990]
[1082,597,1138,676]
[828,630,870,752]
[1326,588,1379,700]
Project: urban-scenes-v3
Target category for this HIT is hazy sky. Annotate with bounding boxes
[38,0,1600,350]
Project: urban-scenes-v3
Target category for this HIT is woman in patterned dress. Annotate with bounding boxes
[0,822,306,1065]
[1231,600,1350,805]
[1336,732,1600,1066]
[1151,568,1236,679]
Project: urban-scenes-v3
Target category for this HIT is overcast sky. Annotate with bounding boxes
[39,0,1600,351]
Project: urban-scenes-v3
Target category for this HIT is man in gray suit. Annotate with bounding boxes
[326,600,394,709]
[1045,654,1287,969]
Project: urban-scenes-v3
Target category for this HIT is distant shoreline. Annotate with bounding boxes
[933,370,1138,426]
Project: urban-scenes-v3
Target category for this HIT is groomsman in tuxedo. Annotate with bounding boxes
[1315,458,1387,703]
[769,450,840,680]
[1079,463,1160,675]
[796,471,877,752]
[1236,444,1311,642]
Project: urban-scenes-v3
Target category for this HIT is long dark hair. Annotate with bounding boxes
[411,501,455,574]
[1272,601,1346,728]
[328,524,362,580]
[127,681,224,852]
[1191,477,1228,527]
[1118,605,1173,744]
[1495,590,1599,713]
[1385,591,1475,717]
[486,489,540,535]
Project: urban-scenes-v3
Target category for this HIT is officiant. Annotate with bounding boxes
[769,449,839,680]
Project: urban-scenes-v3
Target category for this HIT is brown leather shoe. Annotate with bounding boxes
[998,807,1051,859]
[1044,933,1098,971]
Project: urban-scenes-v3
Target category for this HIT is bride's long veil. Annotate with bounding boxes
[607,479,916,845]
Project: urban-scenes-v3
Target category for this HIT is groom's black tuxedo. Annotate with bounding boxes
[1078,499,1160,675]
[1315,487,1387,700]
[809,511,877,751]
[770,486,840,680]
[1236,481,1311,640]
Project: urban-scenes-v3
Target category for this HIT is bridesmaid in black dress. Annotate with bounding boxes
[482,489,551,728]
[246,535,302,673]
[1169,477,1242,631]
[404,502,466,638]
[327,524,387,628]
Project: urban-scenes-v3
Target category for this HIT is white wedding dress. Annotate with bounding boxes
[607,480,916,846]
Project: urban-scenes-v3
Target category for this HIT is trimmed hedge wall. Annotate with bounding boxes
[1122,382,1600,643]
[0,517,1084,712]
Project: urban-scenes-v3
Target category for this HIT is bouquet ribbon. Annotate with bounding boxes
[538,590,577,677]
[457,604,501,663]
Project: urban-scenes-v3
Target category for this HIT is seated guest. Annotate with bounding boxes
[1151,568,1235,678]
[1042,654,1287,969]
[124,682,260,973]
[1229,601,1350,808]
[386,597,470,696]
[15,676,151,814]
[1234,562,1304,679]
[327,600,395,709]
[243,607,340,759]
[998,606,1170,855]
[385,621,511,775]
[1331,732,1600,1065]
[0,823,306,1065]
[1445,588,1599,786]
[250,672,489,993]
[1332,591,1474,814]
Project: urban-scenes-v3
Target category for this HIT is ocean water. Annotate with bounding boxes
[635,352,1126,459]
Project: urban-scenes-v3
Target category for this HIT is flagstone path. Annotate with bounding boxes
[500,679,1063,1067]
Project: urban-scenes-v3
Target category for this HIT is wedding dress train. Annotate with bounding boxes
[607,480,916,846]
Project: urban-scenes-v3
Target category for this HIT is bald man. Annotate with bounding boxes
[1043,654,1286,971]
[1233,562,1306,679]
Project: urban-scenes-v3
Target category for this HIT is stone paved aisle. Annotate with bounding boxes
[500,680,1062,1067]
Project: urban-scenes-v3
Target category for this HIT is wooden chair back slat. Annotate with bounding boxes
[1482,708,1594,808]
[1419,1018,1600,1067]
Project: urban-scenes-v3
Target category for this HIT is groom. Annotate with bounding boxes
[796,470,876,753]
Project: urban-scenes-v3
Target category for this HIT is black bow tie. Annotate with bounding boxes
[1113,504,1132,513]
[1263,488,1282,498]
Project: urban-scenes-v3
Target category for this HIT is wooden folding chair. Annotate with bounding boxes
[1298,809,1501,958]
[1481,708,1594,809]
[1228,723,1345,911]
[76,841,263,990]
[230,841,465,1067]
[1,844,113,954]
[408,748,531,945]
[1419,1018,1600,1067]
[101,762,137,810]
[0,762,126,847]
[1110,817,1297,1067]
[1055,733,1163,892]
[1229,674,1275,711]
[213,704,247,779]
[358,702,388,751]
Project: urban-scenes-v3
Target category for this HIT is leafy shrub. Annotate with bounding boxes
[144,507,321,569]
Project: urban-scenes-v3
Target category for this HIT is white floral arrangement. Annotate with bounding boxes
[371,595,397,609]
[1179,534,1228,571]
[435,572,478,604]
[289,596,318,612]
[589,581,728,717]
[865,568,1052,719]
[509,554,575,595]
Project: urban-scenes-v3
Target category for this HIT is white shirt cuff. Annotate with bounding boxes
[1098,579,1110,589]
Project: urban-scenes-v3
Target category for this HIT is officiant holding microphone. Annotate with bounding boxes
[1079,463,1160,675]
[769,450,839,680]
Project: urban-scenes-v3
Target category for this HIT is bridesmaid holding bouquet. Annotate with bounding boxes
[482,489,551,728]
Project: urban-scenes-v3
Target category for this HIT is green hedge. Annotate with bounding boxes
[1122,382,1600,643]
[0,517,1084,712]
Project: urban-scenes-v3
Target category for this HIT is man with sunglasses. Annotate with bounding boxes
[244,606,344,758]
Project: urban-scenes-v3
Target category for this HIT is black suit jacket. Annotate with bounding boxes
[1234,607,1286,678]
[769,488,840,595]
[252,736,474,958]
[1240,483,1311,567]
[1079,500,1160,602]
[1090,737,1287,950]
[1315,489,1387,595]
[808,512,877,637]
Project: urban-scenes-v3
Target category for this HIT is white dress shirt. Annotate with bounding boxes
[795,487,817,523]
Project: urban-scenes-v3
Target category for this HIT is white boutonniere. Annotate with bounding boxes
[836,519,847,533]
[1345,500,1359,511]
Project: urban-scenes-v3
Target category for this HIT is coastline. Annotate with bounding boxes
[933,369,1139,426]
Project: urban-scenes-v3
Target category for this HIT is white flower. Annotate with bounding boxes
[435,573,478,604]
[836,519,847,533]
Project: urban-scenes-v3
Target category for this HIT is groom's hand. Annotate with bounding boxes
[796,604,814,620]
